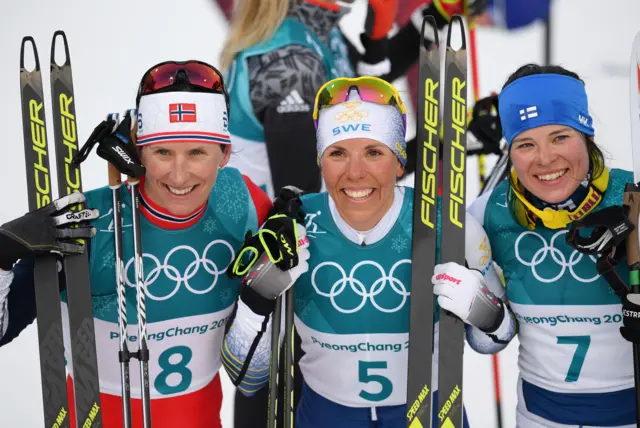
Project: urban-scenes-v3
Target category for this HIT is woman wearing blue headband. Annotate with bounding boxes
[432,63,637,427]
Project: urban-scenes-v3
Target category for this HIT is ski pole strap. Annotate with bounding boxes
[72,118,116,165]
[566,205,635,255]
[595,247,629,299]
[230,233,261,278]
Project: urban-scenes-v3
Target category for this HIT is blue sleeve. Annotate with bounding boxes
[0,258,38,346]
[489,0,552,29]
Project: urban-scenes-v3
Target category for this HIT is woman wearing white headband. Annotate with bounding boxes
[0,60,309,428]
[223,76,476,427]
[432,63,638,427]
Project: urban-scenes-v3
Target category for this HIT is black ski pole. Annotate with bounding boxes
[105,112,133,428]
[268,296,282,428]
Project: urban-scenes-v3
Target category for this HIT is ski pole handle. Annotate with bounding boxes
[109,163,122,188]
[106,112,124,189]
[624,182,640,275]
[128,110,142,185]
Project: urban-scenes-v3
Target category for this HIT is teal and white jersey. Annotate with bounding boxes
[62,167,259,409]
[223,188,507,404]
[225,15,354,196]
[481,168,633,394]
[295,188,412,407]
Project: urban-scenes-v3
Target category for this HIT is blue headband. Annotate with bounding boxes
[498,74,594,146]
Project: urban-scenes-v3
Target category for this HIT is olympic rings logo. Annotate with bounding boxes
[311,259,411,313]
[334,102,368,123]
[124,240,235,301]
[514,230,599,283]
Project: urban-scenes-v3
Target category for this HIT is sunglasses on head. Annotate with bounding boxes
[136,60,229,109]
[312,76,407,128]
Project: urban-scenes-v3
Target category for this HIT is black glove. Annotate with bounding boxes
[228,185,306,279]
[228,214,303,279]
[621,293,640,344]
[566,205,634,256]
[229,215,309,314]
[0,193,99,270]
[357,34,391,77]
[270,185,305,222]
[467,94,503,156]
[73,111,145,177]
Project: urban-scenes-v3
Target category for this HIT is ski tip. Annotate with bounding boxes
[51,30,71,68]
[421,15,439,49]
[20,36,40,71]
[447,15,467,50]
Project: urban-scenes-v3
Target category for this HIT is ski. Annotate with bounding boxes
[19,36,71,428]
[624,30,640,425]
[49,30,103,428]
[437,16,468,428]
[406,15,440,428]
[48,31,102,427]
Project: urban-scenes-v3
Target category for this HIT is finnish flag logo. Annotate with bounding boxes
[520,106,538,121]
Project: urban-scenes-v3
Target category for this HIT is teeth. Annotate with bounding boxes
[344,188,373,199]
[537,170,566,181]
[168,185,195,195]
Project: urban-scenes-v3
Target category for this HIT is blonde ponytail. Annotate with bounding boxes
[220,0,291,71]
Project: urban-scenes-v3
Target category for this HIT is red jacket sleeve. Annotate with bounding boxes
[243,175,273,225]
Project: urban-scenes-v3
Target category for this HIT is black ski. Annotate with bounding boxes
[437,16,468,428]
[406,15,440,428]
[50,31,103,427]
[19,36,71,428]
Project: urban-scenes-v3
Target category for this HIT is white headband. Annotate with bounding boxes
[316,100,407,165]
[136,91,230,146]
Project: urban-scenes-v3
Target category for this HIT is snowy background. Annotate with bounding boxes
[0,0,639,426]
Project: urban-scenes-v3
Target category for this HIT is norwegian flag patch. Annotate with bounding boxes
[169,103,197,123]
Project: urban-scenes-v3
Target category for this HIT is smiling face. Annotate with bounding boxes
[509,124,590,204]
[321,138,404,231]
[140,142,230,216]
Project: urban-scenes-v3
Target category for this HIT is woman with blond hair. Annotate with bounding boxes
[220,0,450,198]
[223,76,481,427]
